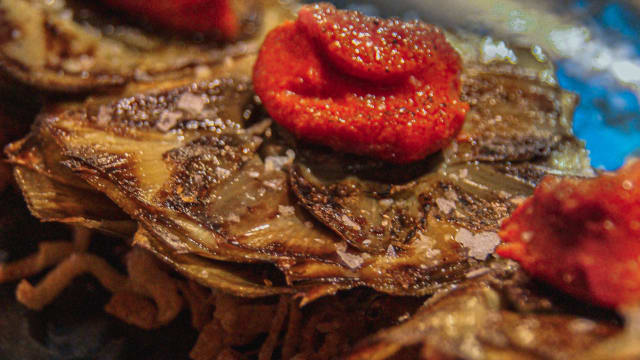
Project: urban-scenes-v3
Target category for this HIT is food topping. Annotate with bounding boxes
[297,3,458,82]
[253,3,467,163]
[497,159,640,308]
[102,0,239,39]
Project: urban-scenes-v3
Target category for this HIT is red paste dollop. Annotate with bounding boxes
[497,160,640,308]
[102,0,238,39]
[253,3,467,163]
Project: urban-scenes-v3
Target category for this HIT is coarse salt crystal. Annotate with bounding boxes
[413,232,441,259]
[378,198,394,207]
[263,179,284,190]
[569,319,596,333]
[335,242,363,269]
[436,197,456,215]
[465,267,491,278]
[341,214,361,231]
[386,245,397,258]
[445,190,459,201]
[96,105,112,126]
[157,111,182,132]
[264,149,296,172]
[278,205,296,216]
[177,93,205,114]
[455,228,501,260]
[215,167,231,178]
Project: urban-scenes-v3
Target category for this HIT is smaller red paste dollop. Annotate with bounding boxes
[102,0,238,39]
[297,4,456,82]
[253,3,467,163]
[497,160,640,308]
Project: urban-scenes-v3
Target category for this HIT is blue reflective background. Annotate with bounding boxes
[557,1,640,169]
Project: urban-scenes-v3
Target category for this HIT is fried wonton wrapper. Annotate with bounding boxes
[6,30,593,300]
[0,0,294,91]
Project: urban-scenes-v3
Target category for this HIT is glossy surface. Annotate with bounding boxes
[254,5,467,163]
[498,160,640,308]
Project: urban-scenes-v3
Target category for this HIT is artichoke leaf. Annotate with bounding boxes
[347,262,621,360]
[8,32,596,297]
[133,228,294,298]
[0,0,294,91]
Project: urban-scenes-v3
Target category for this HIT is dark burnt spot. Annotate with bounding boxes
[449,70,575,164]
[292,139,443,185]
[86,79,255,134]
[157,132,262,227]
[420,181,514,233]
[378,259,476,294]
[63,149,140,196]
[43,21,74,64]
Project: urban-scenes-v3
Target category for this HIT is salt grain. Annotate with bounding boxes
[569,319,596,333]
[278,205,296,216]
[378,198,394,207]
[215,167,231,178]
[264,149,296,172]
[436,197,456,215]
[386,245,397,258]
[335,242,363,269]
[341,214,361,231]
[413,232,441,258]
[177,93,205,114]
[157,111,182,132]
[465,267,491,279]
[455,228,501,260]
[96,105,112,126]
[445,190,459,201]
[227,213,240,223]
[263,179,284,190]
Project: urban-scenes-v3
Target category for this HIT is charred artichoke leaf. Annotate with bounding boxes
[31,76,478,296]
[4,120,135,237]
[347,262,620,360]
[14,31,594,297]
[133,228,293,297]
[286,55,592,294]
[12,166,135,237]
[443,31,592,172]
[5,125,91,189]
[49,78,287,262]
[287,34,590,253]
[32,58,592,297]
[0,0,294,91]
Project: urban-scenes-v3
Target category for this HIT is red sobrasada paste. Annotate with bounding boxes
[253,3,468,163]
[102,0,239,39]
[498,160,640,308]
